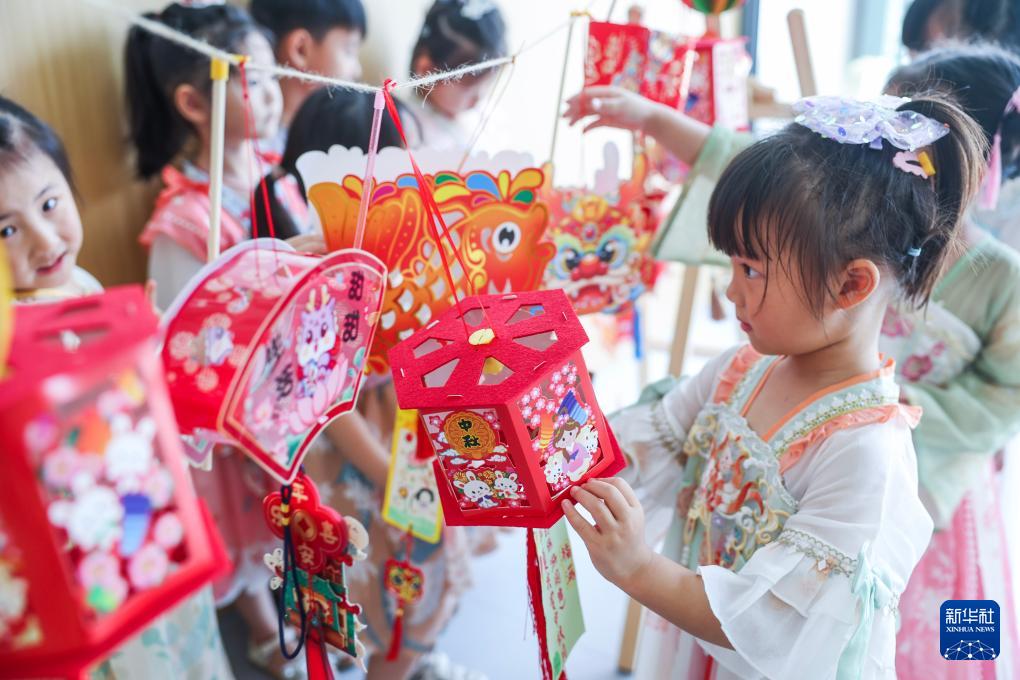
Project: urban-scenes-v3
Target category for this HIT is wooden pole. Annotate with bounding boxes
[787,9,817,97]
[206,57,229,263]
[669,265,701,376]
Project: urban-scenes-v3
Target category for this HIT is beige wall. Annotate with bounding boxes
[0,0,165,287]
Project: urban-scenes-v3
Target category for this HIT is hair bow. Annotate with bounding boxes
[792,95,949,152]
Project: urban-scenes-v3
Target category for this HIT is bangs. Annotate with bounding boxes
[707,133,838,316]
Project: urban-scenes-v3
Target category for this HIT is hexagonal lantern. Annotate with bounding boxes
[160,240,386,484]
[389,289,625,528]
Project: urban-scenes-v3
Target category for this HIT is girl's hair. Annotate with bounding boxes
[0,96,74,191]
[887,42,1020,178]
[410,0,508,74]
[902,0,1020,52]
[250,0,368,44]
[708,93,987,313]
[253,88,414,239]
[124,3,264,179]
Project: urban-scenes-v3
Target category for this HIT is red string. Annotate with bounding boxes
[238,59,277,242]
[380,80,494,339]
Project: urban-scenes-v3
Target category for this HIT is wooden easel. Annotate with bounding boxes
[615,8,817,674]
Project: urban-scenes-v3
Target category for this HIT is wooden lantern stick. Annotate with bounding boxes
[787,9,817,97]
[206,57,230,263]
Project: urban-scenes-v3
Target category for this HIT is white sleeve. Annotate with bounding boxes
[147,234,205,310]
[695,421,934,680]
[609,347,740,542]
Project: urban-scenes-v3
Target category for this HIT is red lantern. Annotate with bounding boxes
[0,287,227,679]
[389,289,625,528]
[161,240,386,484]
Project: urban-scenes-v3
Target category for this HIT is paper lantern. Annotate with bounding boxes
[538,143,660,315]
[681,0,745,14]
[160,239,386,483]
[0,287,227,679]
[682,34,752,129]
[295,146,555,374]
[389,289,625,528]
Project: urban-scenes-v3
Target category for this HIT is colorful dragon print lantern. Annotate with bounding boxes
[160,240,386,484]
[295,147,555,374]
[538,143,660,315]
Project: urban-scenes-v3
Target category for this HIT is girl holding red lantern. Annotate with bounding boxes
[562,92,987,678]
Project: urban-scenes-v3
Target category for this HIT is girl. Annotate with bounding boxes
[883,45,1020,679]
[405,0,508,152]
[0,96,232,678]
[125,5,321,677]
[563,94,985,678]
[255,88,480,680]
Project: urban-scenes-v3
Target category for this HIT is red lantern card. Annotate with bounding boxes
[296,147,555,375]
[0,287,226,679]
[585,21,651,92]
[161,240,386,484]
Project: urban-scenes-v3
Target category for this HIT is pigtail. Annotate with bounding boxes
[896,94,987,304]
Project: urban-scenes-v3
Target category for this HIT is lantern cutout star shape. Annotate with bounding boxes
[161,240,386,484]
[389,288,625,528]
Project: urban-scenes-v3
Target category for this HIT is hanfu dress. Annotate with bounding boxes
[611,345,933,679]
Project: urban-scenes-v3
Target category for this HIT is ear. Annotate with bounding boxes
[412,54,435,77]
[453,479,465,489]
[173,83,210,128]
[835,259,880,310]
[466,471,477,481]
[278,28,316,70]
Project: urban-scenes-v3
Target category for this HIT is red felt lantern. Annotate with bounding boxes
[0,287,227,679]
[389,289,625,528]
[160,240,386,483]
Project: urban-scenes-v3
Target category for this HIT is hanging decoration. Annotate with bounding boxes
[382,409,443,543]
[585,20,751,129]
[296,146,555,375]
[263,472,368,674]
[681,0,746,15]
[160,239,386,484]
[538,143,660,315]
[527,519,585,680]
[0,287,227,679]
[389,288,626,528]
[382,531,425,661]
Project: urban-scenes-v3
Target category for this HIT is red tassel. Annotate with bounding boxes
[526,528,559,680]
[386,607,405,661]
[305,630,335,680]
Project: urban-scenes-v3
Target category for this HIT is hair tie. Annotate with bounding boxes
[906,246,922,259]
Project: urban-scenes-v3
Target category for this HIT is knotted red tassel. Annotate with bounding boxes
[386,605,406,661]
[305,629,335,680]
[384,531,424,662]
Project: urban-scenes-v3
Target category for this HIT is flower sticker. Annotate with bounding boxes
[128,544,169,589]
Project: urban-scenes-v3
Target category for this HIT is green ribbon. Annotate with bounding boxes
[836,543,895,679]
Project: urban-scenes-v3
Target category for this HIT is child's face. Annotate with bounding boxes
[0,150,82,291]
[225,32,283,142]
[308,27,363,82]
[427,71,495,118]
[726,253,835,357]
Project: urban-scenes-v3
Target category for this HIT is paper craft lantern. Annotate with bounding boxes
[586,21,750,128]
[0,287,226,679]
[538,144,660,315]
[160,239,385,483]
[296,146,555,374]
[389,289,625,528]
[263,472,368,667]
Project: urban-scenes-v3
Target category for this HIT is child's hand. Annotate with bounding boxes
[563,86,659,134]
[561,478,653,589]
[285,233,327,255]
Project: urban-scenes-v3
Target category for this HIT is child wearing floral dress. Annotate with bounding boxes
[0,96,231,679]
[562,94,987,679]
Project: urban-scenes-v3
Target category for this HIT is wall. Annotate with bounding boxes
[0,0,166,287]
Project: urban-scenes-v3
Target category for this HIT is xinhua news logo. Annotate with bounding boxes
[941,600,1000,661]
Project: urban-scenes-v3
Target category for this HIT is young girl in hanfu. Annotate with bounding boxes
[255,88,481,680]
[884,45,1020,679]
[563,94,987,679]
[405,0,508,153]
[0,97,232,679]
[125,4,321,677]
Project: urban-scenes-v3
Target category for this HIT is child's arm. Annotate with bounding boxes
[562,478,731,648]
[319,411,391,489]
[564,87,712,165]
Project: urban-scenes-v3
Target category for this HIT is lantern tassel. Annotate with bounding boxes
[306,623,335,680]
[526,528,564,680]
[386,605,406,661]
